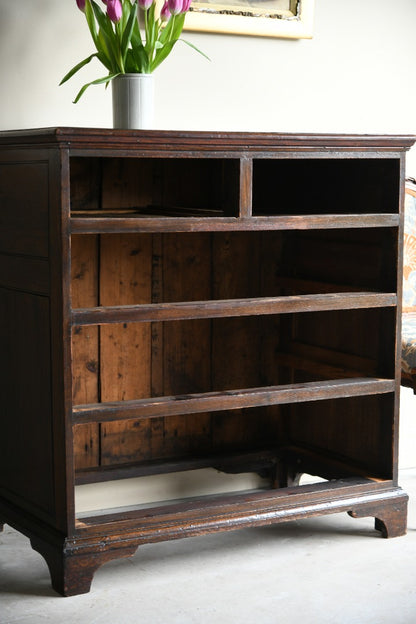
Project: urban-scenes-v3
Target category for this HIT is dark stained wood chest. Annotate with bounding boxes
[0,128,413,595]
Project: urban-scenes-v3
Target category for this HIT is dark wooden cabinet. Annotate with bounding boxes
[0,128,414,596]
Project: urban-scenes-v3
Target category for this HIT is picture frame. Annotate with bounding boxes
[184,0,314,39]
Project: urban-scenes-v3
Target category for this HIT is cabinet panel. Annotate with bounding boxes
[0,288,55,519]
[0,162,49,256]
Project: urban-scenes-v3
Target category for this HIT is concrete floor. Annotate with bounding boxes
[1,388,416,624]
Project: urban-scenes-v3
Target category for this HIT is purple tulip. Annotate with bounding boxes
[138,0,153,8]
[76,0,86,11]
[168,0,182,16]
[160,0,171,20]
[106,0,122,22]
[182,0,192,11]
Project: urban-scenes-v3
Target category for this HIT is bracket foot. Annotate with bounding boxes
[348,491,408,538]
[30,535,139,596]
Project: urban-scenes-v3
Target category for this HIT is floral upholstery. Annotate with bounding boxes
[401,179,416,390]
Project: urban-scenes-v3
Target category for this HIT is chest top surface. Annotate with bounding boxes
[0,127,414,155]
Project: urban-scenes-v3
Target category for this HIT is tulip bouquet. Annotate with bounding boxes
[61,0,206,102]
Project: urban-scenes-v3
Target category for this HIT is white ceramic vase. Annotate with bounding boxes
[112,73,154,130]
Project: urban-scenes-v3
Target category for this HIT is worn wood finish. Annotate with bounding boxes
[0,128,413,596]
[99,233,153,466]
[70,213,400,234]
[71,235,100,470]
[71,292,397,325]
[30,534,139,597]
[1,127,412,151]
[70,160,102,473]
[72,378,396,424]
[74,479,407,537]
[31,479,408,596]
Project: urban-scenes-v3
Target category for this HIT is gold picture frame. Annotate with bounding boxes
[185,0,314,39]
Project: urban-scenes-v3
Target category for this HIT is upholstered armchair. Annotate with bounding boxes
[401,178,416,392]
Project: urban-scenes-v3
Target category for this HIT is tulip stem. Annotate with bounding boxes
[115,21,125,72]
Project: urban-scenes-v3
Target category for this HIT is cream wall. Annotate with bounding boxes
[1,0,416,172]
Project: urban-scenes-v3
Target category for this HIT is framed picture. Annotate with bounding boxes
[185,0,314,38]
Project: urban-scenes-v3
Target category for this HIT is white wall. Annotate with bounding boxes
[1,0,416,172]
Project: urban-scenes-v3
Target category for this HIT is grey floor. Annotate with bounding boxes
[1,388,416,624]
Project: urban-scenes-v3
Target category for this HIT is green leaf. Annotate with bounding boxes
[59,53,98,86]
[120,0,130,31]
[150,40,176,72]
[159,15,175,45]
[170,13,186,41]
[159,13,184,47]
[98,28,118,72]
[84,0,99,48]
[73,72,120,103]
[150,16,210,72]
[131,16,144,48]
[130,20,149,72]
[121,2,138,62]
[126,47,149,73]
[90,0,111,32]
[149,13,187,71]
[145,3,157,55]
[96,50,113,72]
[125,49,137,73]
[90,0,123,71]
[180,38,211,61]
